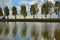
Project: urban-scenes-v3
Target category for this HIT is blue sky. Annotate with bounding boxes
[0,0,60,8]
[0,0,55,8]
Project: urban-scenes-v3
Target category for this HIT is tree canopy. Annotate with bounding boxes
[12,6,17,15]
[4,6,9,16]
[21,5,27,17]
[0,8,3,16]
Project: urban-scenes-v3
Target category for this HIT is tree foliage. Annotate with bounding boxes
[54,1,60,14]
[41,1,53,17]
[0,8,3,16]
[21,5,27,17]
[12,6,17,15]
[30,3,39,15]
[4,6,9,16]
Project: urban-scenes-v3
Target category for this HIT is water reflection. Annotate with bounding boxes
[12,22,17,37]
[0,22,60,40]
[21,22,27,37]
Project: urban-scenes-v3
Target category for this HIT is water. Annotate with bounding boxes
[0,22,60,40]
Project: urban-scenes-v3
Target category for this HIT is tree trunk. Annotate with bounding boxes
[45,14,47,19]
[50,14,51,19]
[33,14,35,19]
[15,14,16,20]
[58,13,59,19]
[15,14,16,22]
[15,14,16,25]
[7,16,9,22]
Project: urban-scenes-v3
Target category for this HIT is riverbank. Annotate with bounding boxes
[0,19,60,22]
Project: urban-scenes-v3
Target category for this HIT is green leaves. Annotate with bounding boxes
[41,1,53,16]
[12,6,17,15]
[4,6,9,16]
[30,3,38,15]
[54,1,60,14]
[21,5,27,17]
[0,8,3,16]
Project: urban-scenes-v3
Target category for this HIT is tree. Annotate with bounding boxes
[54,1,60,19]
[21,5,27,19]
[30,3,39,19]
[0,7,3,16]
[4,6,9,19]
[21,5,27,37]
[12,6,17,20]
[48,1,53,19]
[41,1,50,18]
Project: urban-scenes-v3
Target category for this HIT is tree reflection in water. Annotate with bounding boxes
[31,22,39,40]
[12,22,17,37]
[21,22,27,37]
[0,23,3,35]
[4,22,10,36]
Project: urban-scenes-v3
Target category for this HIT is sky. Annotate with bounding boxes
[0,0,56,9]
[0,0,60,18]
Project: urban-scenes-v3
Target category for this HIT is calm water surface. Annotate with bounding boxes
[0,22,60,40]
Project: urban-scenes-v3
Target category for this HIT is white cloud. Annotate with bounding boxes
[0,0,12,8]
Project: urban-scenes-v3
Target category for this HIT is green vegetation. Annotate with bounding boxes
[21,5,27,19]
[0,1,60,20]
[54,1,60,18]
[12,6,17,20]
[4,6,9,19]
[41,1,53,19]
[30,3,39,19]
[0,7,3,16]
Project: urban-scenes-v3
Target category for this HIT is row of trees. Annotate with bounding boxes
[41,1,60,19]
[0,1,60,19]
